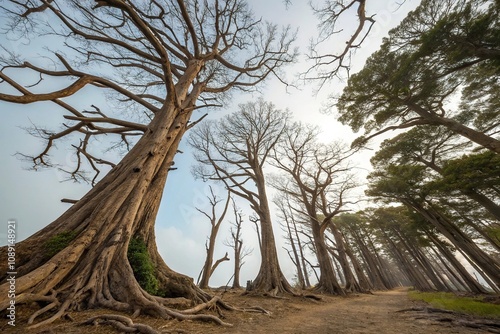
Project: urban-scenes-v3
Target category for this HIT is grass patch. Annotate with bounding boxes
[44,231,78,258]
[127,237,162,296]
[409,291,500,319]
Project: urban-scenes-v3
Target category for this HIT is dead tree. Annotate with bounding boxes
[274,193,309,289]
[196,186,231,289]
[0,0,296,328]
[271,122,358,294]
[304,0,376,84]
[189,99,294,294]
[224,200,253,289]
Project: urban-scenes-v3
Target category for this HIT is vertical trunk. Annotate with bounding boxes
[284,218,306,289]
[232,239,242,289]
[310,220,344,295]
[329,223,362,292]
[248,169,292,294]
[0,101,209,318]
[296,230,312,288]
[199,231,218,289]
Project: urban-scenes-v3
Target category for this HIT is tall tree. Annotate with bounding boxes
[367,164,500,289]
[274,192,309,289]
[304,0,375,84]
[189,99,293,294]
[372,126,500,222]
[271,122,357,294]
[337,0,500,152]
[0,0,296,327]
[196,186,231,289]
[223,200,252,289]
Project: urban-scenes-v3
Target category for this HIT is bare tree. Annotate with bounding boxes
[189,98,294,294]
[270,122,358,294]
[304,0,376,84]
[274,192,310,289]
[0,0,296,328]
[224,199,253,289]
[196,186,231,289]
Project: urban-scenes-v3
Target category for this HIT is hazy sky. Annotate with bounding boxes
[0,0,420,286]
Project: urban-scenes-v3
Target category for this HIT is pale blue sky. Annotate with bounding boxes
[0,0,420,286]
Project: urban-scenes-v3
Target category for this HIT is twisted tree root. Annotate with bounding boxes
[81,314,159,334]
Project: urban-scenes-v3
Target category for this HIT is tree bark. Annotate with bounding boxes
[406,101,500,153]
[407,199,500,289]
[0,81,214,324]
[327,224,357,292]
[310,219,344,295]
[248,170,293,294]
[285,226,306,289]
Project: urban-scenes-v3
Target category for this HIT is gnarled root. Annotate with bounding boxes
[81,314,159,334]
[399,306,500,333]
[185,295,271,316]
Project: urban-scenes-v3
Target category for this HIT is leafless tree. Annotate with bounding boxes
[304,0,376,85]
[274,192,310,289]
[196,186,231,289]
[270,122,358,294]
[224,199,253,289]
[189,98,294,294]
[0,0,296,328]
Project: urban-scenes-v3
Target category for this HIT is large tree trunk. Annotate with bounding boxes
[329,223,364,293]
[310,220,344,295]
[0,98,215,327]
[199,230,220,289]
[248,173,292,294]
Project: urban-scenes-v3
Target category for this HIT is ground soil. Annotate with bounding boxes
[2,287,498,333]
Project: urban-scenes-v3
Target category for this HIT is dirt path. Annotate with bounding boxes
[207,287,487,334]
[3,288,494,333]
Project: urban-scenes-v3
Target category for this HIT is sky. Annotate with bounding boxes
[0,0,420,287]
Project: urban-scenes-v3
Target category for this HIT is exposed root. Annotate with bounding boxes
[162,306,233,326]
[214,296,272,315]
[301,293,323,301]
[398,306,500,333]
[81,314,159,334]
[172,295,270,316]
[28,298,72,329]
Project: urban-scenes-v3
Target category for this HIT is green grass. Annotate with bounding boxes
[409,291,500,319]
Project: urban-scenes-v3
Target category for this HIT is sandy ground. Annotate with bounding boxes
[2,287,497,333]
